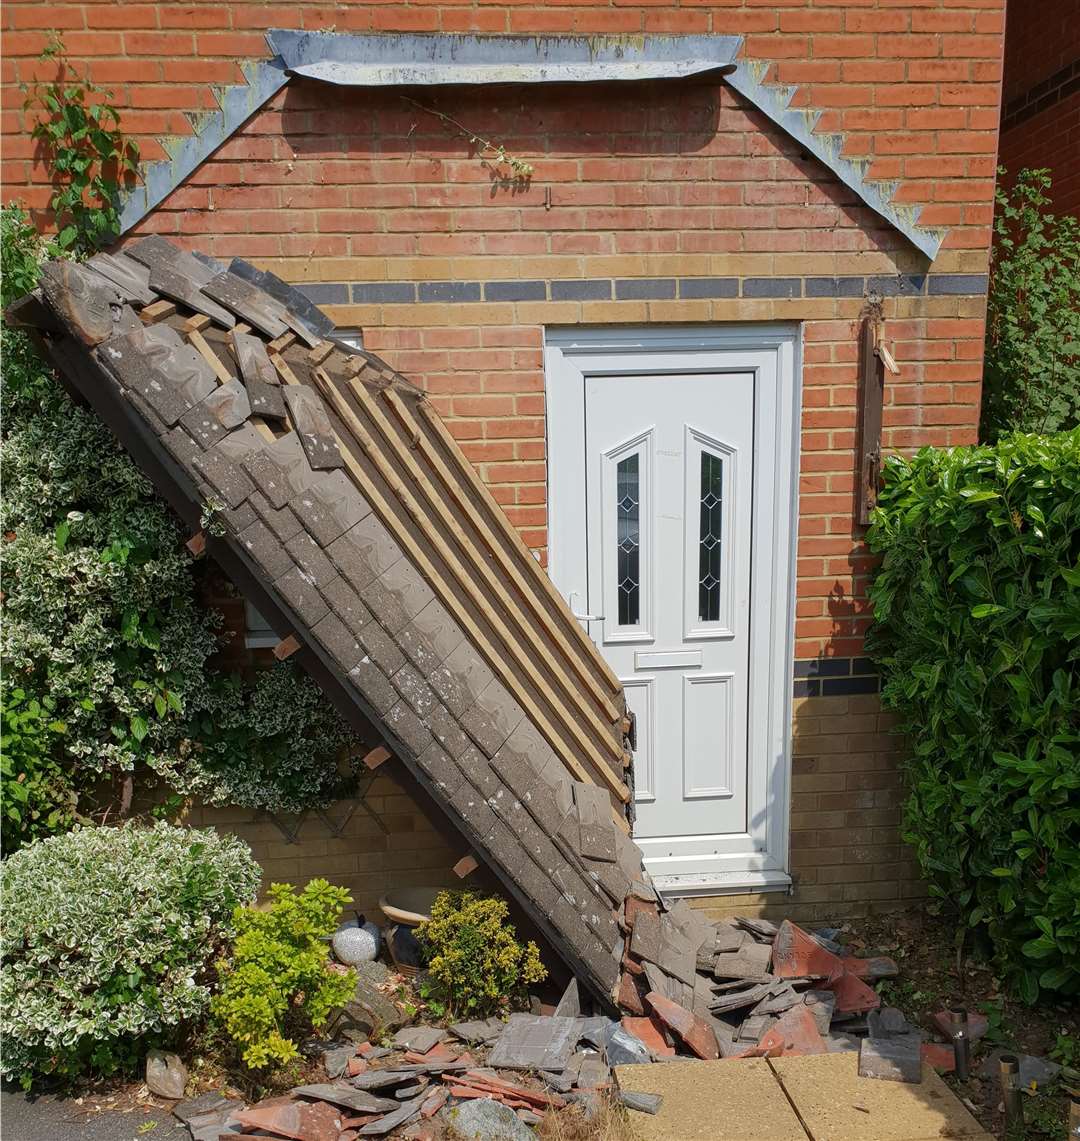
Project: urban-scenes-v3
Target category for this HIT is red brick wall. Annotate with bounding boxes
[4,3,1006,234]
[997,0,1080,216]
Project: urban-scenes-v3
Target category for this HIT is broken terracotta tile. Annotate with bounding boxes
[234,1097,344,1141]
[624,895,658,931]
[459,1070,566,1108]
[420,1041,460,1063]
[347,1057,368,1077]
[756,1003,828,1057]
[419,1087,449,1118]
[842,954,899,981]
[771,920,844,979]
[644,991,719,1060]
[617,971,646,1016]
[825,969,881,1015]
[920,1042,956,1073]
[622,948,645,977]
[621,1016,675,1058]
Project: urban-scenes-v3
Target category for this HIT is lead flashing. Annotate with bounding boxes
[266,30,742,87]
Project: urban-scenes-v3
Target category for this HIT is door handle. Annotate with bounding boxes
[569,591,604,623]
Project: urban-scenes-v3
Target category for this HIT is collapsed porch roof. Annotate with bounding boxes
[15,239,723,1011]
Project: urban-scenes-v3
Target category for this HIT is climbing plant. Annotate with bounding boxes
[980,168,1080,441]
[22,35,140,253]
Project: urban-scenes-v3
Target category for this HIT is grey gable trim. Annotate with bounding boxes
[118,57,289,233]
[723,60,944,261]
[118,33,945,260]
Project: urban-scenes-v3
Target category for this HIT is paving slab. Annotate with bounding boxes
[613,1058,807,1141]
[770,1051,991,1140]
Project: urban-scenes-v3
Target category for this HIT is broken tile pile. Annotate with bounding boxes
[171,1009,662,1141]
[614,905,907,1066]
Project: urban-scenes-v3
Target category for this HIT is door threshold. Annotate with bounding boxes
[651,869,793,898]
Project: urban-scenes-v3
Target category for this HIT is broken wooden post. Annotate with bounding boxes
[185,530,206,557]
[272,634,301,661]
[362,744,392,770]
[453,854,479,878]
[139,299,176,324]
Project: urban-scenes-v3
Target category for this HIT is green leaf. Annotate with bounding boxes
[130,715,149,743]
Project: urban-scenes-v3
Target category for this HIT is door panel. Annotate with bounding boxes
[584,371,754,854]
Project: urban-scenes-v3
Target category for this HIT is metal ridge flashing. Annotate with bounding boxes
[265,30,743,86]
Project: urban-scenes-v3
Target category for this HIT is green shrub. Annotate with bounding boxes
[0,208,360,837]
[981,168,1080,441]
[0,687,76,852]
[166,663,362,816]
[1,822,260,1086]
[866,430,1080,1002]
[211,880,357,1071]
[416,890,547,1018]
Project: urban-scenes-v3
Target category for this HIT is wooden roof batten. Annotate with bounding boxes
[12,240,667,1006]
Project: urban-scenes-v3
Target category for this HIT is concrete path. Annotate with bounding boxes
[615,1052,996,1141]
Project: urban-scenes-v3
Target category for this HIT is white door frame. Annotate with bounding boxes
[544,325,801,896]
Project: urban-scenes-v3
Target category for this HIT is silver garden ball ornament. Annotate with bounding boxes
[333,912,381,965]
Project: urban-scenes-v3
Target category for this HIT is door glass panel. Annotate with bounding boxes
[698,451,724,622]
[616,453,641,626]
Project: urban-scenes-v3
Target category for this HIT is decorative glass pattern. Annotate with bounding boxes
[698,451,724,622]
[616,454,641,626]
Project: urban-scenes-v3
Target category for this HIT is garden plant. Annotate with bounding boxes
[211,879,357,1071]
[0,822,260,1086]
[416,889,547,1018]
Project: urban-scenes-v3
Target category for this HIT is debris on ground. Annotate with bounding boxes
[169,910,1060,1138]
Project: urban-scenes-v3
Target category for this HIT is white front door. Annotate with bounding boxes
[545,327,799,894]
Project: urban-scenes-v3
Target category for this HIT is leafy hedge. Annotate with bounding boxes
[1,822,260,1085]
[1,206,361,844]
[866,430,1080,1002]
